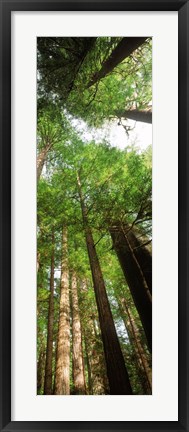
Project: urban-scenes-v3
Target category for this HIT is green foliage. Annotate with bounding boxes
[37,36,152,395]
[67,39,152,127]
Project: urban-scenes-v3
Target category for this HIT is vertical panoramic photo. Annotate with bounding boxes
[37,37,152,395]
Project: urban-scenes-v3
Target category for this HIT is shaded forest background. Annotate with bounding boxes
[37,37,152,395]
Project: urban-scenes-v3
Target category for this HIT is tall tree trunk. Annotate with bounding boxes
[37,343,46,394]
[83,316,108,395]
[77,173,132,395]
[127,227,152,295]
[90,322,108,394]
[122,299,152,394]
[116,108,152,124]
[109,224,152,351]
[114,290,150,394]
[37,142,52,181]
[87,37,147,88]
[81,280,107,395]
[44,231,55,395]
[89,340,108,395]
[71,272,86,394]
[83,330,92,394]
[54,227,70,395]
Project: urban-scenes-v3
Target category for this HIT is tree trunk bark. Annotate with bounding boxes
[127,228,152,295]
[44,231,55,395]
[85,318,108,395]
[83,330,92,394]
[77,173,132,395]
[116,109,152,124]
[37,343,46,394]
[114,291,151,394]
[54,227,70,395]
[122,299,152,393]
[37,142,52,181]
[71,272,86,394]
[87,37,147,88]
[109,224,152,351]
[81,280,107,394]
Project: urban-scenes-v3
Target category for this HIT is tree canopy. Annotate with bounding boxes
[37,36,152,396]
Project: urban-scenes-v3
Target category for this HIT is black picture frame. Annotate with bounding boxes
[0,1,188,431]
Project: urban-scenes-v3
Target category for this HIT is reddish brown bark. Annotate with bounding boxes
[127,228,152,295]
[77,173,132,395]
[54,227,70,395]
[87,37,147,88]
[71,273,86,394]
[109,224,152,351]
[37,142,52,181]
[117,108,152,124]
[37,343,46,394]
[44,231,55,395]
[83,330,93,394]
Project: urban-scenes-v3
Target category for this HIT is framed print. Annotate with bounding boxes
[0,0,188,431]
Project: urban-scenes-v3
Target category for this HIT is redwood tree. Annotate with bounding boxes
[77,172,132,395]
[109,224,152,351]
[44,231,55,394]
[71,272,86,394]
[54,227,70,395]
